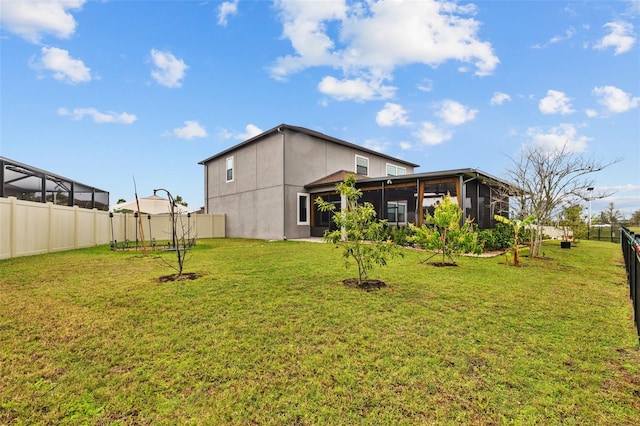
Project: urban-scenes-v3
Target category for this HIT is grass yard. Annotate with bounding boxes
[1,239,639,424]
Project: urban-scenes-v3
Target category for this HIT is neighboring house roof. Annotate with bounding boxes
[198,123,420,168]
[1,156,109,194]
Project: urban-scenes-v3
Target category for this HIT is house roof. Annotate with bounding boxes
[305,168,512,190]
[304,170,369,188]
[364,168,509,186]
[198,123,420,168]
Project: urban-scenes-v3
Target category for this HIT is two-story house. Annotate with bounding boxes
[199,124,508,240]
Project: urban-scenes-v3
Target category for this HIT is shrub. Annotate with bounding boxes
[408,194,481,265]
[315,174,402,285]
[477,229,499,251]
[494,222,515,248]
[390,225,413,246]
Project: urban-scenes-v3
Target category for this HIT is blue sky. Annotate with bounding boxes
[1,0,638,217]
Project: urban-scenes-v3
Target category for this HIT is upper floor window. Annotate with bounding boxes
[355,155,369,176]
[386,164,406,176]
[226,156,234,182]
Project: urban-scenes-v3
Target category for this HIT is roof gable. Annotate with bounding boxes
[198,123,420,168]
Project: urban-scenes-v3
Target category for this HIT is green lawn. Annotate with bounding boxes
[1,239,638,424]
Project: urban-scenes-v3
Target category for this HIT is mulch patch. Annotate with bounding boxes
[158,272,201,283]
[427,262,459,267]
[343,278,386,291]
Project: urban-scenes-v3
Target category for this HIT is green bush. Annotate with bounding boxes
[477,229,499,251]
[390,225,414,246]
[494,222,515,248]
[477,222,523,251]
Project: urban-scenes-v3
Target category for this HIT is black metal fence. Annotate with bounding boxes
[588,225,622,243]
[620,227,640,342]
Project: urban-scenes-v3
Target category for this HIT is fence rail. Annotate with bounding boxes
[620,227,640,343]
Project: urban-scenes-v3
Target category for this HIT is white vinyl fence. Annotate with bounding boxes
[0,197,225,260]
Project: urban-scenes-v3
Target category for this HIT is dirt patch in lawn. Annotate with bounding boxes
[343,278,386,291]
[158,272,202,283]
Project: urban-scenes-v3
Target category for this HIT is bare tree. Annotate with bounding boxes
[504,143,618,257]
[599,202,623,224]
[153,188,194,278]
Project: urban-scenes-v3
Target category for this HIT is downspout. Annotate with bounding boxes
[203,164,208,214]
[0,159,4,198]
[277,126,287,240]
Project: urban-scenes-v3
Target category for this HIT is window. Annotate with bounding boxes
[355,155,368,176]
[226,157,234,182]
[297,193,310,225]
[387,201,407,224]
[386,164,406,176]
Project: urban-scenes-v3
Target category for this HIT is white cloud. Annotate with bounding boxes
[526,123,590,153]
[57,107,136,124]
[35,47,91,84]
[150,49,188,88]
[236,124,263,140]
[318,75,395,101]
[217,0,239,26]
[550,28,576,44]
[376,103,410,127]
[414,122,452,146]
[399,141,413,150]
[0,0,85,43]
[594,21,635,55]
[585,109,598,118]
[172,121,207,140]
[592,85,640,113]
[490,92,511,106]
[271,0,499,100]
[436,100,478,126]
[627,0,640,16]
[417,78,433,92]
[216,128,234,140]
[539,90,574,115]
[600,183,640,193]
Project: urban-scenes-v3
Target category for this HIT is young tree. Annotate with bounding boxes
[315,174,400,286]
[504,143,618,257]
[558,204,588,242]
[494,214,536,266]
[408,194,481,265]
[153,188,193,278]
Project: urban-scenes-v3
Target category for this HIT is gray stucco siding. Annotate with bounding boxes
[284,131,415,185]
[209,185,283,239]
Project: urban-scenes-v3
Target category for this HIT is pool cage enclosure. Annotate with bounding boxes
[0,157,109,210]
